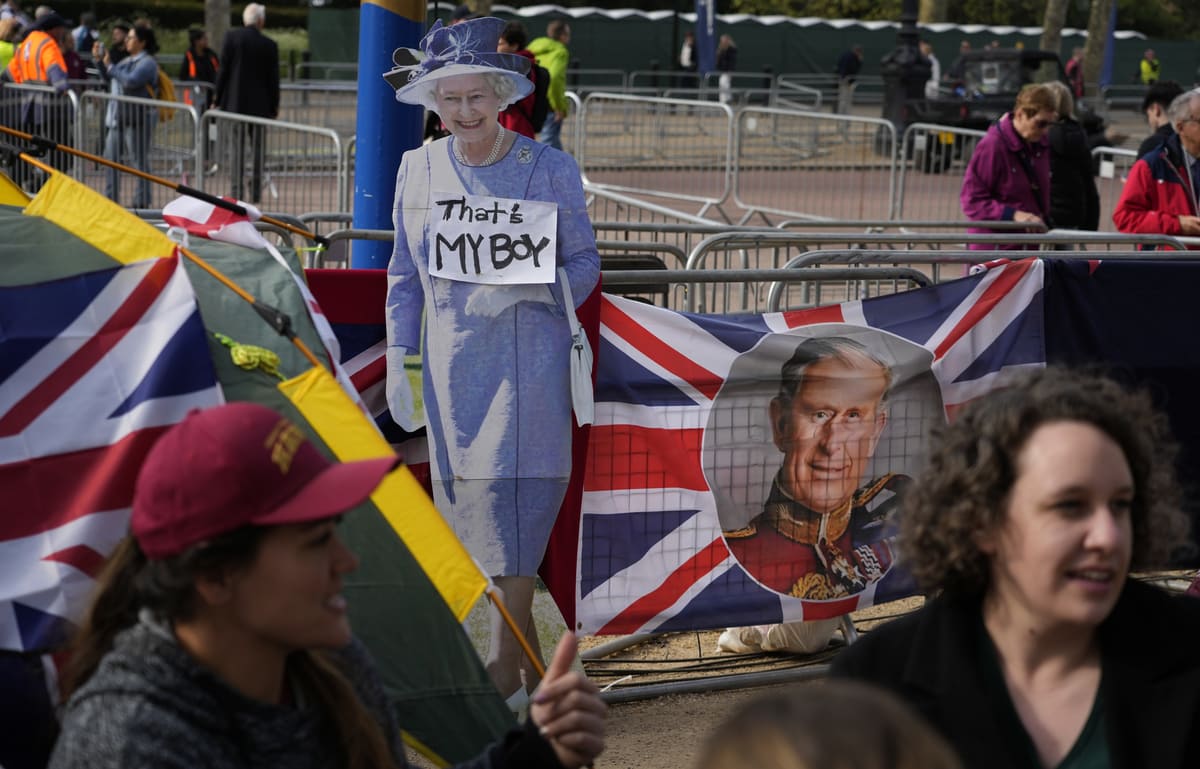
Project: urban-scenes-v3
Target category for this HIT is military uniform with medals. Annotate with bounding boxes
[724,473,910,600]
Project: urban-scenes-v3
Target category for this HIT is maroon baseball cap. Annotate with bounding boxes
[132,402,399,560]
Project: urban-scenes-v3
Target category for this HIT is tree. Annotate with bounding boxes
[1039,0,1069,57]
[206,0,229,55]
[918,0,948,23]
[1083,0,1113,95]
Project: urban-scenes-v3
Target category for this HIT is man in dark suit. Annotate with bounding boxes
[214,2,279,203]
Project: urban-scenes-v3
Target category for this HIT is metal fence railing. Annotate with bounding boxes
[77,91,201,210]
[1093,145,1139,232]
[0,75,1162,238]
[892,123,986,222]
[198,110,345,216]
[733,107,897,223]
[0,83,80,182]
[579,92,735,217]
[279,83,358,140]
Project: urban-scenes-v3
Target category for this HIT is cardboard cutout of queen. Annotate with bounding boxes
[383,17,600,709]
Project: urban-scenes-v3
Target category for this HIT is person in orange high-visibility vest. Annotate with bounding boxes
[4,12,69,90]
[2,12,70,182]
[178,27,218,112]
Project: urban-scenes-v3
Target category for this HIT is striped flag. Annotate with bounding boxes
[0,255,222,651]
[575,260,1045,635]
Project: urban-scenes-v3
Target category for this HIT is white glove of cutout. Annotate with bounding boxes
[386,346,423,431]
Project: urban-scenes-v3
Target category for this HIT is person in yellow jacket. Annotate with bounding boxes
[526,19,570,150]
[1140,48,1161,85]
[0,17,20,72]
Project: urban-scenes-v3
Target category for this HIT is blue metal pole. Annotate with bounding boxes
[1100,0,1118,89]
[695,0,715,76]
[351,0,424,268]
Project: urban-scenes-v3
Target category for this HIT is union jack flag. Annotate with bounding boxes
[0,256,222,652]
[575,260,1045,635]
[305,268,430,474]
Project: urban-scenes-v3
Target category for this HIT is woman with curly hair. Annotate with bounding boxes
[834,367,1200,769]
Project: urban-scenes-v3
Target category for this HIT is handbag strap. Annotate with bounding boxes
[558,267,582,339]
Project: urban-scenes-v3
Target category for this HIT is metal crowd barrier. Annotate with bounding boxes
[1093,145,1139,232]
[733,107,897,223]
[579,92,734,218]
[892,123,986,221]
[176,80,216,111]
[584,185,720,228]
[681,230,1193,312]
[279,83,358,140]
[773,77,823,111]
[343,137,356,214]
[1100,84,1148,112]
[199,109,345,217]
[564,91,583,159]
[627,70,703,96]
[0,82,80,181]
[566,68,628,96]
[77,91,201,210]
[295,62,359,81]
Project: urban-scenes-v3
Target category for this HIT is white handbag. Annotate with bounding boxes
[558,267,594,426]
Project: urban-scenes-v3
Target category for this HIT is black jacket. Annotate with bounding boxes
[832,580,1200,769]
[214,26,279,118]
[1137,123,1175,161]
[1049,117,1100,230]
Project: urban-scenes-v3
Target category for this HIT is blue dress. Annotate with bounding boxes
[386,132,600,576]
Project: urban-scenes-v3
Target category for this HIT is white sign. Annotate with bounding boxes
[429,191,557,285]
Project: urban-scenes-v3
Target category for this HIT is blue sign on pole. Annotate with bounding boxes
[694,0,715,76]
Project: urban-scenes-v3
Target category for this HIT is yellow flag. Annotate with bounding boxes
[0,170,30,206]
[279,366,487,621]
[23,171,175,264]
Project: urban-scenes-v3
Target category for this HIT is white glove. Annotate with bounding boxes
[464,284,555,318]
[386,346,423,431]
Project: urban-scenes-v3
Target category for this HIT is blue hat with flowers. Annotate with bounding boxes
[384,17,533,111]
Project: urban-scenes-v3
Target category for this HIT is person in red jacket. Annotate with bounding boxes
[1113,89,1200,245]
[496,20,539,139]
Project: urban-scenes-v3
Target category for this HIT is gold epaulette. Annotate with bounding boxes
[722,523,758,539]
[789,572,838,600]
[852,472,898,507]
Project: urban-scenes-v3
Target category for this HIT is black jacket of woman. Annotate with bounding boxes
[832,579,1200,769]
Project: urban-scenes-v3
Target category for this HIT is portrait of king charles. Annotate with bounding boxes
[713,334,934,603]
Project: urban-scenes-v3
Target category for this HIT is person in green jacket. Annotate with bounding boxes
[527,19,570,150]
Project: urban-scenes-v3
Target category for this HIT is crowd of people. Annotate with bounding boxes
[6,9,1200,769]
[0,4,227,203]
[955,77,1200,245]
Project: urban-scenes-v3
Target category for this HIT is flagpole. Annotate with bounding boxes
[20,152,327,374]
[0,124,328,249]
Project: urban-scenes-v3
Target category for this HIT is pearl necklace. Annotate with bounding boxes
[454,127,506,167]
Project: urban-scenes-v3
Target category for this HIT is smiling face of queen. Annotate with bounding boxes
[433,73,503,145]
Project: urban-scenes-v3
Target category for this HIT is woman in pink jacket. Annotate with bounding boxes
[960,84,1057,250]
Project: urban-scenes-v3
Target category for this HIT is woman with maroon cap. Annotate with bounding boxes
[49,402,606,769]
